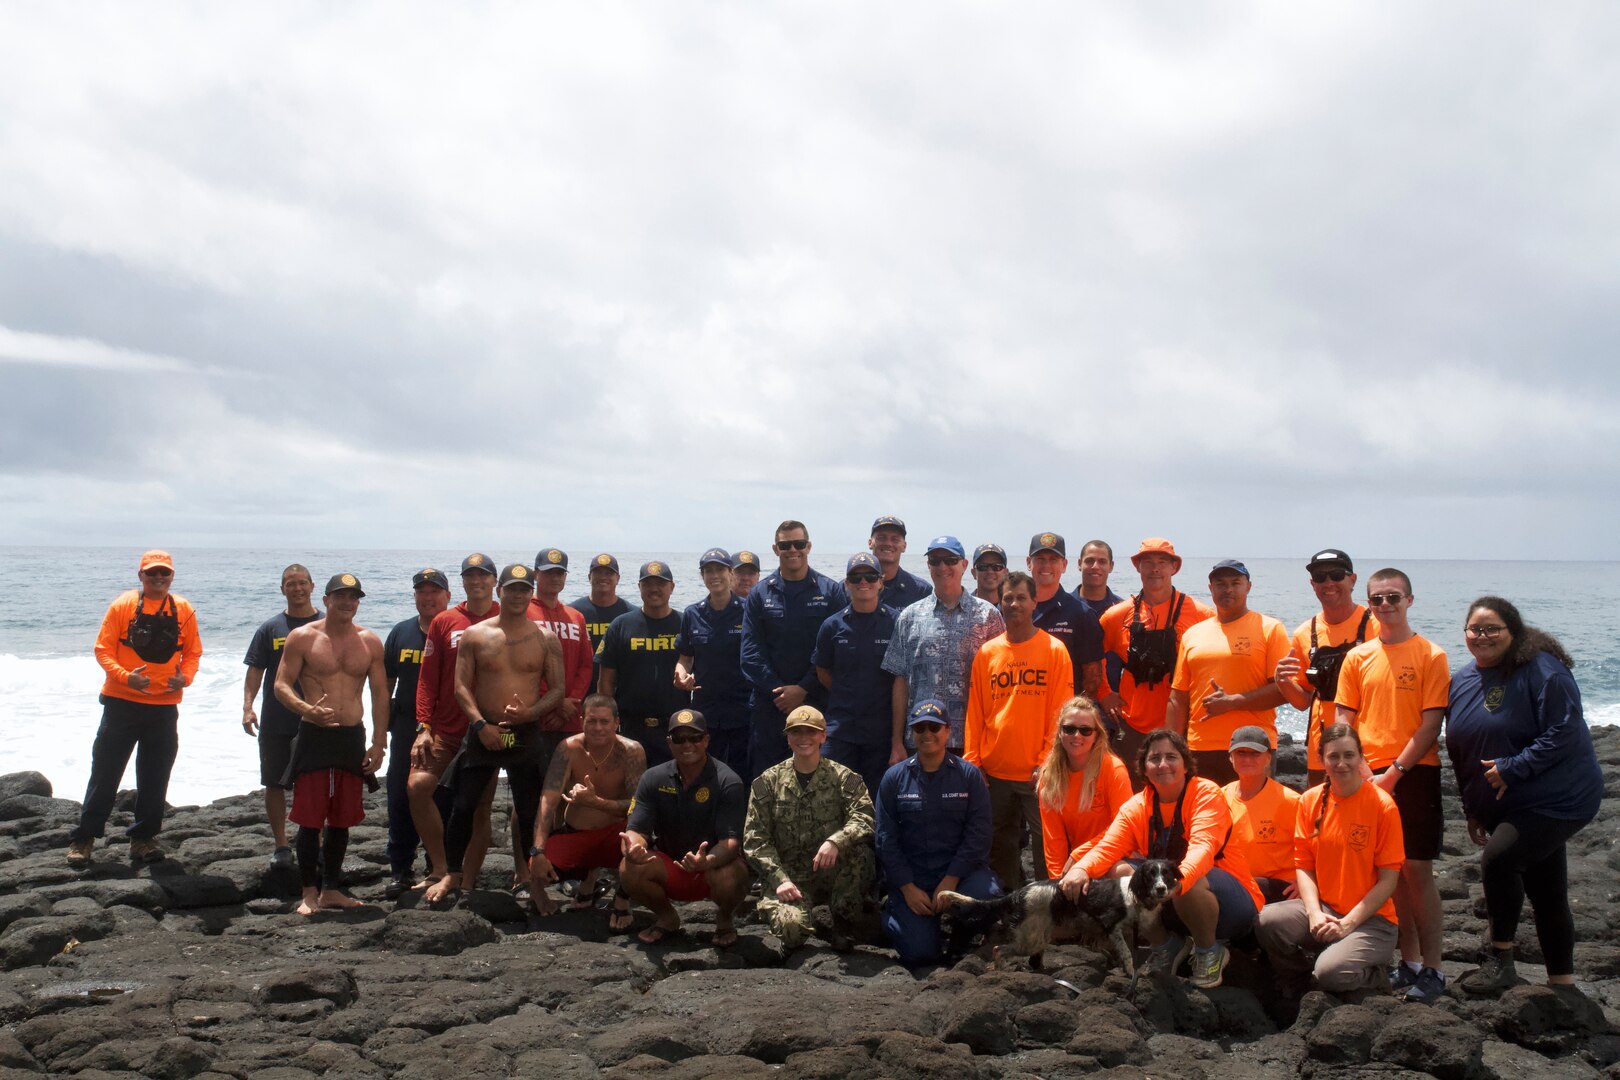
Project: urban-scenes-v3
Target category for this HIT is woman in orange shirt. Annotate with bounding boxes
[1066,728,1262,990]
[1038,697,1132,882]
[1254,723,1403,996]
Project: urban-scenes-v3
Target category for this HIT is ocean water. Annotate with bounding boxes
[2,547,1616,807]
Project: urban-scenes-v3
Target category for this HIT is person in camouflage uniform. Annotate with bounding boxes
[743,705,876,949]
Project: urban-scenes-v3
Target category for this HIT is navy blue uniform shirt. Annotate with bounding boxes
[676,595,750,729]
[880,568,933,612]
[813,604,898,747]
[875,753,992,890]
[627,756,747,859]
[740,570,848,704]
[1034,589,1104,686]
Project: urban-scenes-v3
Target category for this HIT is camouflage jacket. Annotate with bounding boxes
[743,757,875,889]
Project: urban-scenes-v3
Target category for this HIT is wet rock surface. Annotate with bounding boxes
[2,727,1617,1077]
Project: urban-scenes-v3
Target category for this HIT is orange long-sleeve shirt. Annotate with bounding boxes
[1077,775,1263,910]
[95,590,202,706]
[964,630,1072,781]
[1039,752,1133,878]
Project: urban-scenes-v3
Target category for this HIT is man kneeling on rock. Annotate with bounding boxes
[274,573,388,916]
[743,705,876,950]
[619,709,750,947]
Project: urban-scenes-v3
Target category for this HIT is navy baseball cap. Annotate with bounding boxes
[972,543,1007,567]
[461,553,496,576]
[588,553,620,575]
[926,535,966,559]
[871,515,907,535]
[499,563,535,589]
[325,572,364,597]
[1210,559,1251,580]
[639,560,674,583]
[535,548,569,572]
[699,547,733,569]
[1029,532,1066,557]
[733,550,762,571]
[907,699,951,728]
[412,568,450,590]
[846,552,881,576]
[668,708,708,735]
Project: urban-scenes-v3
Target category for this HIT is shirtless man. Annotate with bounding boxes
[273,573,388,916]
[423,564,564,907]
[529,694,647,925]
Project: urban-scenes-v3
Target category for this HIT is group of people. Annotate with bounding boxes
[66,522,1604,1001]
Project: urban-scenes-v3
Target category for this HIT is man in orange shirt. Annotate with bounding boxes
[1166,560,1289,786]
[964,571,1073,888]
[68,551,203,868]
[1099,538,1214,784]
[1274,549,1378,785]
[1335,567,1450,1004]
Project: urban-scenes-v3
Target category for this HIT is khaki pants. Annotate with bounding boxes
[1256,899,1397,993]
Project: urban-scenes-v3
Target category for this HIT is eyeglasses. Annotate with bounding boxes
[668,733,706,745]
[776,539,809,551]
[974,563,1006,573]
[847,573,881,584]
[1060,724,1097,737]
[1367,592,1406,607]
[1465,624,1507,639]
[142,569,173,578]
[1310,569,1349,583]
[927,555,963,567]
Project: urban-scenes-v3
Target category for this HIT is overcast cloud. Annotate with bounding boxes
[2,3,1616,559]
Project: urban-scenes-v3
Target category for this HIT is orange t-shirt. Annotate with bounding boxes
[1170,610,1290,751]
[1100,592,1215,733]
[1334,635,1450,769]
[1077,776,1264,911]
[1222,777,1300,884]
[1284,607,1379,770]
[1294,780,1404,923]
[1038,752,1133,878]
[964,630,1073,781]
[95,590,204,706]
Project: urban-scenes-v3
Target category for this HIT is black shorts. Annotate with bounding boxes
[1391,764,1443,861]
[1190,749,1238,787]
[259,727,297,789]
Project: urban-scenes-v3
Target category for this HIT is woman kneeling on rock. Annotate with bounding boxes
[1447,597,1603,995]
[1255,723,1403,995]
[1063,728,1262,989]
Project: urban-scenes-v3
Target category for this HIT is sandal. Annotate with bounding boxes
[608,892,634,932]
[711,926,739,949]
[637,923,682,945]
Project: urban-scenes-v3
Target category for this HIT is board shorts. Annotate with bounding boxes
[410,729,462,779]
[654,851,711,901]
[547,823,626,877]
[290,768,365,829]
[259,727,296,789]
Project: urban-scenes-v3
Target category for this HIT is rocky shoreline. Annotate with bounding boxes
[2,729,1618,1079]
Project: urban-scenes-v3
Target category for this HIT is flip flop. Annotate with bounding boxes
[637,923,682,945]
[711,926,739,949]
[608,894,634,932]
[510,882,532,902]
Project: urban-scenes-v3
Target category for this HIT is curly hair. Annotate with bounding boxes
[1466,596,1574,674]
[1135,728,1195,782]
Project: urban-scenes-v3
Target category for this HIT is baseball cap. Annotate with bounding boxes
[907,699,951,728]
[733,550,762,571]
[971,543,1007,568]
[1210,559,1251,580]
[1307,548,1354,573]
[784,705,826,732]
[1131,538,1182,571]
[1228,726,1273,753]
[139,550,174,574]
[871,515,907,535]
[699,547,733,569]
[639,560,674,583]
[412,568,451,590]
[588,553,621,575]
[325,572,365,597]
[461,553,496,576]
[668,708,708,735]
[846,552,881,577]
[535,548,569,572]
[499,563,535,589]
[926,535,966,559]
[1029,532,1066,557]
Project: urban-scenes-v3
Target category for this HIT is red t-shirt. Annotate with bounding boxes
[529,597,595,733]
[416,600,500,740]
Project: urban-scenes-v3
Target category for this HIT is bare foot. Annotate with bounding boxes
[608,895,634,933]
[712,924,738,949]
[319,890,366,911]
[638,920,681,945]
[296,899,320,917]
[410,873,446,892]
[423,875,461,909]
[531,888,559,916]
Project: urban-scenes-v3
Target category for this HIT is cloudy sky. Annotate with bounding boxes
[2,4,1616,561]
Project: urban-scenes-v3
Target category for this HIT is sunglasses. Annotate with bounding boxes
[776,539,810,551]
[927,555,963,567]
[847,573,881,584]
[911,722,947,734]
[668,733,706,745]
[142,569,173,578]
[1060,724,1097,737]
[974,562,1006,573]
[1367,592,1406,607]
[1310,569,1349,583]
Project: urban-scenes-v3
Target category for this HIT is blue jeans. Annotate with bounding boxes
[71,697,179,841]
[882,864,1002,967]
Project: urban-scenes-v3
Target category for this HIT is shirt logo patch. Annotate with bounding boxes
[694,787,710,804]
[1256,821,1276,842]
[1347,824,1370,851]
[1484,686,1505,712]
[645,717,660,727]
[1397,667,1417,688]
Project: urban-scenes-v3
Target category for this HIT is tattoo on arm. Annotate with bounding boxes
[543,745,571,794]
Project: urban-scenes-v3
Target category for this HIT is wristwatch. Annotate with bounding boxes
[1391,760,1408,774]
[527,846,545,859]
[470,719,488,734]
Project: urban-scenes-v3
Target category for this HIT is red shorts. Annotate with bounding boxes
[290,769,365,829]
[547,824,625,877]
[654,851,711,902]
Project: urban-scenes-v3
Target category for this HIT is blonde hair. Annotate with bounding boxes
[1037,696,1113,813]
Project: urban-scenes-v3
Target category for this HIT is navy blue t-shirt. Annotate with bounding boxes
[675,595,750,730]
[813,604,898,747]
[880,568,933,612]
[383,616,427,729]
[244,611,322,736]
[571,595,632,693]
[598,609,688,724]
[1033,589,1104,688]
[1074,586,1123,690]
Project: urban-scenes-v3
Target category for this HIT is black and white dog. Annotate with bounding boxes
[938,859,1182,986]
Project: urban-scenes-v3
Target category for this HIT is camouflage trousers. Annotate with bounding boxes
[756,843,876,948]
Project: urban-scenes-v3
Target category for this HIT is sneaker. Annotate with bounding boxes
[1405,965,1446,1005]
[1148,934,1190,976]
[269,846,294,871]
[67,839,94,869]
[384,874,414,900]
[1459,948,1518,997]
[129,838,166,865]
[1188,944,1230,989]
[1389,963,1420,992]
